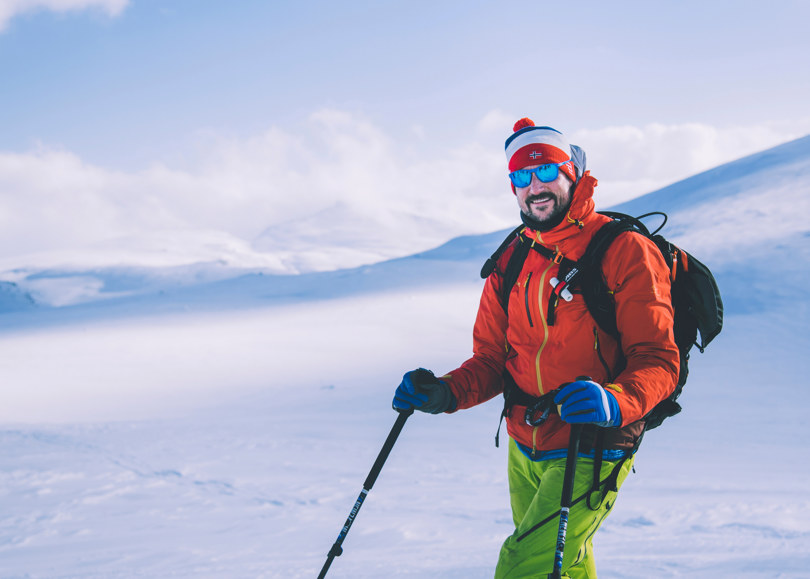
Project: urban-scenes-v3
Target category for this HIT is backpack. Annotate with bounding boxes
[481,210,723,430]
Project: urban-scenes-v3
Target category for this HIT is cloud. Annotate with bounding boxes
[0,112,509,273]
[0,0,128,31]
[476,109,515,136]
[0,111,807,274]
[570,120,810,206]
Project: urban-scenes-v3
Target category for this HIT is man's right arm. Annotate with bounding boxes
[441,272,510,411]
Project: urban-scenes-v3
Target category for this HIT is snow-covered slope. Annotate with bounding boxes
[611,134,810,315]
[0,136,809,578]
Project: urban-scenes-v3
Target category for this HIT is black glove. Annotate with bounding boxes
[392,368,456,414]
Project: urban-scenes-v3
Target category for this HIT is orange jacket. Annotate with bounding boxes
[443,173,680,454]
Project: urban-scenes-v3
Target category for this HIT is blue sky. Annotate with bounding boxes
[1,0,809,268]
[3,0,808,165]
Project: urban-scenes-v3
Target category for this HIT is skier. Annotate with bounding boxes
[392,118,680,577]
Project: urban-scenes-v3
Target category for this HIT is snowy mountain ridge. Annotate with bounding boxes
[0,135,809,578]
[2,134,808,322]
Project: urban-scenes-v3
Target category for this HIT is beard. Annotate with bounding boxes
[520,194,570,232]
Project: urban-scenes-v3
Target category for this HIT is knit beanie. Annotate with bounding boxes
[504,118,577,182]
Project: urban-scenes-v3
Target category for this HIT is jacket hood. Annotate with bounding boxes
[524,171,599,248]
[569,171,598,223]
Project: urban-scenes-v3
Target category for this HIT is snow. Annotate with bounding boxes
[2,136,810,577]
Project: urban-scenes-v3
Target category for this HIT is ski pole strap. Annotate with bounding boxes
[514,456,628,545]
[587,427,642,511]
[560,424,583,508]
[586,429,605,510]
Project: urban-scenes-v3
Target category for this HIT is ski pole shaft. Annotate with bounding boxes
[549,423,583,579]
[318,408,413,579]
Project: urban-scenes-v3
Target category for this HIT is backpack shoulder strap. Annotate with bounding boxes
[499,232,532,310]
[578,215,640,337]
[480,225,524,279]
[480,225,530,312]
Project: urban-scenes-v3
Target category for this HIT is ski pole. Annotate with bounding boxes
[318,407,414,579]
[549,422,583,579]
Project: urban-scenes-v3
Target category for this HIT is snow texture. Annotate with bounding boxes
[1,136,809,577]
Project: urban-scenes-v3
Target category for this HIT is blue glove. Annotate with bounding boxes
[553,380,622,427]
[392,368,456,414]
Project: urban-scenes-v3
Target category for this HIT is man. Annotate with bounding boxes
[392,118,680,577]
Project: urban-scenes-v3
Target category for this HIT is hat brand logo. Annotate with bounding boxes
[529,151,543,160]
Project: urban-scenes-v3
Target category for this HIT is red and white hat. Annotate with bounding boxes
[504,118,577,182]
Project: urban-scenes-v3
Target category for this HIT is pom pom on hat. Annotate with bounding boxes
[513,117,535,132]
[505,117,576,182]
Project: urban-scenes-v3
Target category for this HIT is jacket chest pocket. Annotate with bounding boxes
[510,261,558,329]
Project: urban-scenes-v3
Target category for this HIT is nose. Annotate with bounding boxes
[528,173,546,191]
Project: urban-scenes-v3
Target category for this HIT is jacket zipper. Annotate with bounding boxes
[533,261,555,396]
[532,260,556,457]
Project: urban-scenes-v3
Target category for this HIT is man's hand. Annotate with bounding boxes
[553,380,621,427]
[392,368,456,414]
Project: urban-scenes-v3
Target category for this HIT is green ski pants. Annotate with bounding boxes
[494,439,634,578]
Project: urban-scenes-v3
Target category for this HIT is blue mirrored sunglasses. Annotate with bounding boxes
[509,161,569,188]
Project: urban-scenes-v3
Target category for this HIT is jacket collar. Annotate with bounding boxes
[523,172,599,248]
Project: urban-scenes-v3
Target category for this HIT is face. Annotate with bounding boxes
[514,165,575,227]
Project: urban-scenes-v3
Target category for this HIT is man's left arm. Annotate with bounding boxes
[601,232,680,425]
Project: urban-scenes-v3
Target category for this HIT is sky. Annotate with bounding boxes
[1,0,809,270]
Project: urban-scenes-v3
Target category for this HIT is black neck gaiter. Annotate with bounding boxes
[520,210,566,233]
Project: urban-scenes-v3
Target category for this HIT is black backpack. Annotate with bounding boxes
[481,210,723,430]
